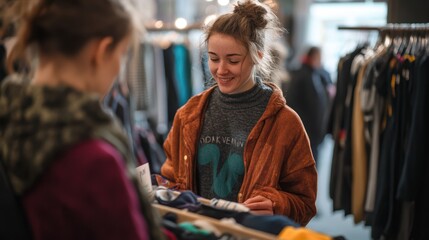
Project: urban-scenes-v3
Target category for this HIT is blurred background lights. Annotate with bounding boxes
[204,14,217,26]
[154,20,164,28]
[217,0,229,6]
[175,18,188,29]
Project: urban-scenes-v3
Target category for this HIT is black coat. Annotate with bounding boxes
[285,64,332,147]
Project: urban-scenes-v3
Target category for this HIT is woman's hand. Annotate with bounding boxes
[243,195,274,215]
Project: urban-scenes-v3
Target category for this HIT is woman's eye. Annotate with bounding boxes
[229,60,240,64]
[210,58,219,62]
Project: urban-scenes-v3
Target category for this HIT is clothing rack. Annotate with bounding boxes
[338,24,429,47]
[152,189,278,239]
[153,203,277,240]
[338,23,429,32]
[145,22,202,32]
[330,22,429,239]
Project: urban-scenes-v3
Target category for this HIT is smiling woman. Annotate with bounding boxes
[160,0,318,227]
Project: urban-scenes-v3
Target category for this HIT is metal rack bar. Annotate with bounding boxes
[338,23,429,32]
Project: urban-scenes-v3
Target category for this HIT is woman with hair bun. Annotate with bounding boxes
[161,0,317,226]
[0,0,163,239]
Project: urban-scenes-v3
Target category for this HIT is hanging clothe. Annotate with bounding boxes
[329,26,429,240]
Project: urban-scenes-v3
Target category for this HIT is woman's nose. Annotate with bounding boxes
[217,61,228,74]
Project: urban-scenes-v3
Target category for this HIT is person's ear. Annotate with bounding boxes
[257,50,264,59]
[93,37,114,67]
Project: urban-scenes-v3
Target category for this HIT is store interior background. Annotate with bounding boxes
[138,0,429,239]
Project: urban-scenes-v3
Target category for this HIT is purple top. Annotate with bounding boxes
[22,139,149,240]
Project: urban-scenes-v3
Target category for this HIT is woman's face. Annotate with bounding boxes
[207,33,256,94]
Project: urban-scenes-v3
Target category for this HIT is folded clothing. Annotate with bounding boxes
[161,213,218,240]
[210,198,250,212]
[155,189,201,212]
[156,189,301,235]
[234,213,301,235]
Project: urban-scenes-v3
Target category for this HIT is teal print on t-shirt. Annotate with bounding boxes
[198,144,244,198]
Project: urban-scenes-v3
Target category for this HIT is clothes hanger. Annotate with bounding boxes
[392,34,402,56]
[375,29,391,53]
[398,31,409,56]
[421,31,427,53]
[410,32,421,56]
[404,33,414,56]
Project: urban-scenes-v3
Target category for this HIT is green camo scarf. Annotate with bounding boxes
[0,75,164,240]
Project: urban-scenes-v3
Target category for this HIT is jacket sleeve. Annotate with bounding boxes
[252,115,317,226]
[159,113,181,189]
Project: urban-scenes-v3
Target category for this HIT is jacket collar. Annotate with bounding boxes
[180,82,286,125]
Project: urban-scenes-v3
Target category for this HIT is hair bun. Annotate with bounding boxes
[233,0,268,29]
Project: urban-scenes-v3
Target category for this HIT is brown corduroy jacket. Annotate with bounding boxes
[161,82,317,226]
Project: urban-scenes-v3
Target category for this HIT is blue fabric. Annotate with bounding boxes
[234,213,301,235]
[173,44,192,107]
[155,189,201,212]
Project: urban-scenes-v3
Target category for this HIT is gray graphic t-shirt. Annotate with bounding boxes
[197,81,272,201]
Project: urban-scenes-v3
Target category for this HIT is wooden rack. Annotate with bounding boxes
[153,203,277,240]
